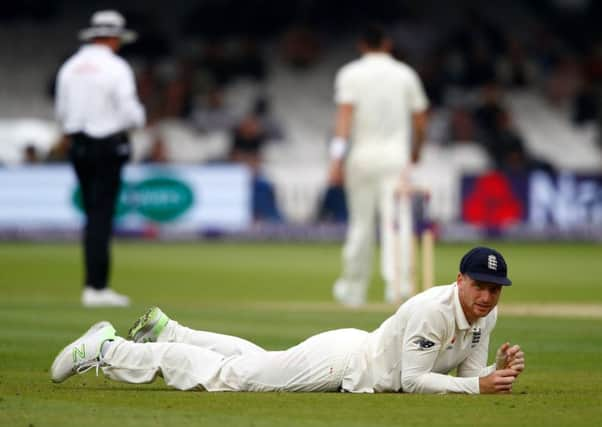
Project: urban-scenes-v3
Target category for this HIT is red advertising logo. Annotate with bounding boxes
[463,172,523,228]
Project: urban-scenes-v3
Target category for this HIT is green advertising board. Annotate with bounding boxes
[72,176,194,223]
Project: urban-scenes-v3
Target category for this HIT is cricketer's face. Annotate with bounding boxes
[457,273,502,324]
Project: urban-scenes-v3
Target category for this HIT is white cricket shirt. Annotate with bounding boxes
[334,52,428,169]
[343,283,497,394]
[55,44,145,138]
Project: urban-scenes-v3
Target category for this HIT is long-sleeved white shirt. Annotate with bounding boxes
[55,44,145,138]
[343,283,496,394]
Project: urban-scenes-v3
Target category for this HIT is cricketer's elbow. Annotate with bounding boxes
[400,373,424,394]
[401,372,443,394]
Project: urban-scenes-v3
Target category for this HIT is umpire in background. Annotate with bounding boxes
[55,10,146,307]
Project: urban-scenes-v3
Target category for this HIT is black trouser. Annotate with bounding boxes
[69,132,130,290]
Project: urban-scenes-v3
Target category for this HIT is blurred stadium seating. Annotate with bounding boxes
[0,0,600,227]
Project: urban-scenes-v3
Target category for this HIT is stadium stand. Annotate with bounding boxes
[0,0,600,225]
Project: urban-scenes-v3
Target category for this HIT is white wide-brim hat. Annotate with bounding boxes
[79,10,137,43]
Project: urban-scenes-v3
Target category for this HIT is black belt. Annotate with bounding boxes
[68,131,130,160]
[69,131,127,144]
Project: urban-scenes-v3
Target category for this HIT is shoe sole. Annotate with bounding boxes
[127,307,167,342]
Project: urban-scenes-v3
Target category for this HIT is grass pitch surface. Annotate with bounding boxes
[1,241,601,426]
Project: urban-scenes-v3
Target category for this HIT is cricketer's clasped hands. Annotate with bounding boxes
[479,342,525,394]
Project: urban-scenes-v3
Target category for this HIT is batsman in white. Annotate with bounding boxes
[51,247,525,394]
[328,24,429,307]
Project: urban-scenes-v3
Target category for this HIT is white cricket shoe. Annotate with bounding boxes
[384,283,413,305]
[82,287,130,307]
[333,280,365,308]
[127,306,170,343]
[50,321,116,383]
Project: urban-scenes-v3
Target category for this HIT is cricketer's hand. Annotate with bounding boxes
[495,342,525,376]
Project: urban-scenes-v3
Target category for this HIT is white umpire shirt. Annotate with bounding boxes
[55,44,145,138]
[334,52,428,170]
[343,283,497,394]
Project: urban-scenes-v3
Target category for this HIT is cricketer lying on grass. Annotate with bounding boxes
[51,246,525,394]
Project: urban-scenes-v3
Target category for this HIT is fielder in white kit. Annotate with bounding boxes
[328,24,429,307]
[51,247,525,394]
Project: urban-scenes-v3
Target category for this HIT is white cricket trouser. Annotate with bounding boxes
[335,163,413,305]
[102,321,368,392]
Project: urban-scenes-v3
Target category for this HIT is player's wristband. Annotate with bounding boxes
[329,137,347,160]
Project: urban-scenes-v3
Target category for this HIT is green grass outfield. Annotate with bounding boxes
[1,241,601,426]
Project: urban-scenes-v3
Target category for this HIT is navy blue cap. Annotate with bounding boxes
[459,247,512,286]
